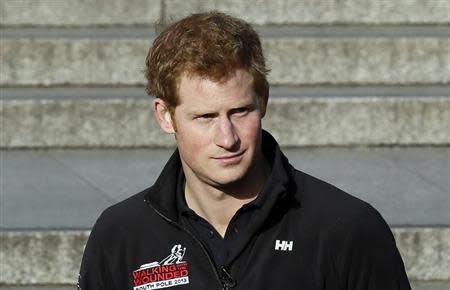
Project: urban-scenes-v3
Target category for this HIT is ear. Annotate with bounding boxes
[259,95,269,118]
[153,98,176,134]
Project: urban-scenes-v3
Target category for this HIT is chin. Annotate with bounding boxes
[208,166,251,188]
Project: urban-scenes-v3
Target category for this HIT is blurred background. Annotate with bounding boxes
[1,0,449,289]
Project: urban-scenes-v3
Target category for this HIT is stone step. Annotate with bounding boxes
[2,85,450,100]
[0,228,449,285]
[1,96,449,148]
[2,147,448,230]
[3,25,450,39]
[2,37,449,86]
[0,0,161,27]
[2,0,449,27]
[1,147,449,285]
[165,0,450,25]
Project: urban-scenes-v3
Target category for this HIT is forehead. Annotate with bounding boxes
[176,69,256,111]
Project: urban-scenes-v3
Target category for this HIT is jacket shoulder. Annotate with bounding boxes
[291,170,411,287]
[292,169,375,226]
[90,186,154,236]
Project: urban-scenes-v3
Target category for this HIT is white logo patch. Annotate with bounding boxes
[275,239,294,251]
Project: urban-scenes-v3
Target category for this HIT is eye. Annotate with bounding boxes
[195,113,215,121]
[232,107,251,116]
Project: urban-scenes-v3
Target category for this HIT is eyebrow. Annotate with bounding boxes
[189,102,255,115]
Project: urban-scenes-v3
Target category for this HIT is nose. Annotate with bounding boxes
[214,116,239,150]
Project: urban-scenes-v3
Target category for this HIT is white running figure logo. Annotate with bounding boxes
[160,244,186,265]
[139,244,186,269]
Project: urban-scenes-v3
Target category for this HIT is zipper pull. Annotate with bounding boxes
[220,267,236,289]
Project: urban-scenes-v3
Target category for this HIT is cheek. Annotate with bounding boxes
[176,124,210,153]
[235,115,262,144]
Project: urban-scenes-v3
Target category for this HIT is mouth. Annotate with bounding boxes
[213,151,245,160]
[212,151,245,165]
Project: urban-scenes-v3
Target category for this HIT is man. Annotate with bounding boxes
[79,12,411,290]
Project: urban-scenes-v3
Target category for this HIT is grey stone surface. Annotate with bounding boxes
[2,0,450,27]
[264,38,450,85]
[1,97,449,148]
[1,147,448,230]
[0,231,88,284]
[0,228,449,284]
[264,97,450,146]
[0,151,117,229]
[164,0,450,25]
[394,228,450,281]
[2,85,450,100]
[407,281,450,290]
[0,98,172,148]
[0,39,149,86]
[3,26,450,40]
[1,149,172,229]
[2,38,449,86]
[0,0,161,27]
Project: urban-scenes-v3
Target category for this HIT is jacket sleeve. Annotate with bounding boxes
[78,215,113,290]
[335,205,411,290]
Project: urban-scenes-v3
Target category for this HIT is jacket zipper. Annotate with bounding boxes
[220,267,236,289]
[145,199,235,289]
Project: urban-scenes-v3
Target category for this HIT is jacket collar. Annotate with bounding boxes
[144,130,298,223]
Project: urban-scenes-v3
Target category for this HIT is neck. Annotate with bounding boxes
[184,156,270,237]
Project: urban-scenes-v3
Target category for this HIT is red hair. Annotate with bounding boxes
[145,11,269,110]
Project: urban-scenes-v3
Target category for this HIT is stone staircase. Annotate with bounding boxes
[1,1,449,289]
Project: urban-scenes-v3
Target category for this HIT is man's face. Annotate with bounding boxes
[167,69,265,188]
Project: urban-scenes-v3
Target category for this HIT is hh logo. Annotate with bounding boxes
[132,244,190,290]
[275,240,293,251]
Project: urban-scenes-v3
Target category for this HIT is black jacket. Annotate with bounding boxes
[79,132,411,290]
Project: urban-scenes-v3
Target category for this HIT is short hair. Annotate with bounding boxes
[145,11,270,111]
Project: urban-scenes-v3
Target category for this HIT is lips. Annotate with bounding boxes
[213,151,244,160]
[212,151,245,165]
